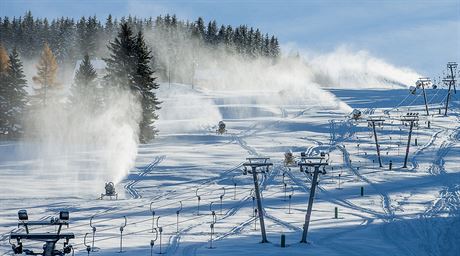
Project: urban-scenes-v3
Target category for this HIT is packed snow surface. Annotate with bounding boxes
[0,83,459,255]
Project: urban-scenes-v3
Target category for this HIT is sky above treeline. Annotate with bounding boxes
[1,0,459,77]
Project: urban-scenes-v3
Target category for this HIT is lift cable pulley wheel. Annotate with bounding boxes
[150,228,159,256]
[176,201,183,233]
[219,187,226,214]
[196,188,202,215]
[118,216,127,253]
[156,216,164,254]
[150,202,156,233]
[89,216,97,252]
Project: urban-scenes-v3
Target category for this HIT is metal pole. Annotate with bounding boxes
[445,64,455,116]
[445,81,452,116]
[371,121,383,168]
[421,83,429,116]
[252,167,268,243]
[300,166,320,243]
[403,121,414,168]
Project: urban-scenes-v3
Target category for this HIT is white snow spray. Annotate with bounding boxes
[17,87,141,198]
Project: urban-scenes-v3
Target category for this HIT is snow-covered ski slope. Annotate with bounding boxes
[0,83,459,255]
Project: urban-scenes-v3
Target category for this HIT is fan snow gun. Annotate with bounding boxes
[284,150,296,166]
[350,109,362,120]
[216,121,227,135]
[100,182,118,200]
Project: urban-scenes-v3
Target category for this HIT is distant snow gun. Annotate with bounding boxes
[216,121,227,135]
[350,109,362,120]
[100,182,118,200]
[284,150,295,166]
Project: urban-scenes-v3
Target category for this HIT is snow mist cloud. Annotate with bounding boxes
[20,87,141,197]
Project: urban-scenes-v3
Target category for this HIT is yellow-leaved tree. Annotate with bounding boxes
[32,43,60,107]
[0,44,9,74]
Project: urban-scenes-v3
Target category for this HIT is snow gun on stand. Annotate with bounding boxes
[350,109,362,121]
[284,150,296,166]
[216,121,227,135]
[100,182,118,200]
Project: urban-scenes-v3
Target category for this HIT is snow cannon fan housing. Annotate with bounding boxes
[284,150,295,166]
[18,210,28,221]
[217,121,227,135]
[351,109,362,120]
[59,211,69,221]
[105,182,116,196]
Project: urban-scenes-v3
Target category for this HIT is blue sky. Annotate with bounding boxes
[1,0,459,76]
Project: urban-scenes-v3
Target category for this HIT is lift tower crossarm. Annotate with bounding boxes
[242,158,273,243]
[400,113,419,168]
[298,153,329,243]
[367,117,385,168]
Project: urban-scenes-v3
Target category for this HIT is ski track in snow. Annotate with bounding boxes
[124,155,166,199]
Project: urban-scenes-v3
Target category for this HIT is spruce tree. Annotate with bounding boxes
[32,43,59,107]
[134,31,160,142]
[104,23,136,91]
[269,36,280,58]
[206,20,218,45]
[104,23,160,143]
[69,54,99,112]
[5,48,28,136]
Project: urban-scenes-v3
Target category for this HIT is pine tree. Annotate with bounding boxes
[69,54,99,112]
[104,23,160,143]
[32,43,59,107]
[134,31,160,142]
[192,17,205,41]
[104,23,137,91]
[262,33,270,57]
[206,20,218,45]
[269,36,280,58]
[5,48,28,136]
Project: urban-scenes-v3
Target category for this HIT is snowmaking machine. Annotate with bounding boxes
[284,150,296,166]
[9,210,75,256]
[216,121,227,135]
[100,182,118,200]
[350,109,362,120]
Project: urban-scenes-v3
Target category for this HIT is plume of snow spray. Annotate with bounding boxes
[20,88,141,197]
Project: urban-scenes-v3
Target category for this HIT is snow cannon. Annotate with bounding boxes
[351,109,362,120]
[284,150,295,166]
[101,182,118,200]
[216,121,227,135]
